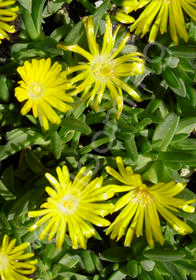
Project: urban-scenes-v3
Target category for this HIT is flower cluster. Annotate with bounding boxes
[14,15,145,128]
[27,160,196,250]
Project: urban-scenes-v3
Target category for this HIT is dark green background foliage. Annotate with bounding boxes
[0,0,196,279]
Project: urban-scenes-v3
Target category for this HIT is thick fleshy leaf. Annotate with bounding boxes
[152,113,179,151]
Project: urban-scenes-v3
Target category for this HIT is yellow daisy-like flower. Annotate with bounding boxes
[117,0,196,44]
[15,58,74,130]
[0,0,19,43]
[0,234,37,280]
[106,157,196,247]
[28,165,115,250]
[57,14,144,118]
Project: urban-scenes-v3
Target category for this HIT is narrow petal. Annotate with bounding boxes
[57,44,93,62]
[156,200,193,235]
[83,16,99,56]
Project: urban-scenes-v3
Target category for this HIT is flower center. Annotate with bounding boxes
[29,82,45,100]
[58,194,79,215]
[0,251,8,271]
[91,56,114,82]
[136,189,152,206]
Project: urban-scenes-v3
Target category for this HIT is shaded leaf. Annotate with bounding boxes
[143,249,185,261]
[61,118,91,135]
[152,113,179,151]
[101,247,131,262]
[127,260,138,278]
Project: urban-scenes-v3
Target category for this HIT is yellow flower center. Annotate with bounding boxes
[58,194,79,215]
[91,56,114,82]
[63,200,74,210]
[29,82,45,100]
[136,188,152,206]
[0,251,8,271]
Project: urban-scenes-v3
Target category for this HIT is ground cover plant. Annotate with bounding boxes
[0,0,196,279]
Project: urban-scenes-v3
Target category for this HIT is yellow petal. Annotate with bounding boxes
[83,16,99,56]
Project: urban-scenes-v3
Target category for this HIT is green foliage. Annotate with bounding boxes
[0,0,196,279]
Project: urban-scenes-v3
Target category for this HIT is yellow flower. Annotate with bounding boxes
[28,165,115,250]
[15,58,74,130]
[57,14,144,118]
[106,157,196,247]
[115,0,138,24]
[0,234,37,280]
[117,0,196,44]
[0,0,19,43]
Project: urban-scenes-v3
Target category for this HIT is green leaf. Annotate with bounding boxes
[22,8,40,40]
[79,137,110,155]
[13,48,46,60]
[159,151,196,163]
[0,180,16,201]
[24,149,45,174]
[165,164,183,182]
[143,249,185,261]
[1,165,15,194]
[0,129,48,161]
[86,112,106,125]
[124,135,138,161]
[58,272,90,280]
[161,262,186,280]
[64,20,84,45]
[0,62,18,75]
[170,44,196,59]
[93,0,110,20]
[80,0,95,13]
[80,250,96,274]
[127,260,138,278]
[118,118,137,133]
[51,25,73,42]
[43,0,67,17]
[0,76,9,101]
[135,154,158,170]
[136,118,152,130]
[42,243,60,266]
[165,56,180,68]
[137,136,152,153]
[0,213,12,230]
[17,0,32,12]
[141,260,156,272]
[152,113,179,151]
[108,270,127,280]
[174,260,196,273]
[30,37,63,56]
[150,267,164,280]
[163,67,187,97]
[104,119,118,140]
[176,117,196,134]
[171,138,196,150]
[138,270,152,280]
[9,184,45,218]
[101,247,131,262]
[32,0,47,34]
[61,118,91,135]
[51,131,62,159]
[171,134,189,143]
